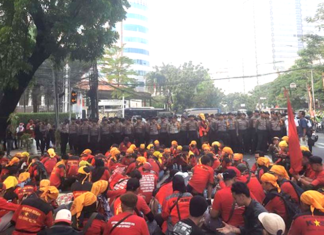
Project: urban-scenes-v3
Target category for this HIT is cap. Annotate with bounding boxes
[55,209,72,224]
[223,169,236,181]
[309,156,322,164]
[258,212,285,235]
[272,137,280,141]
[190,195,208,217]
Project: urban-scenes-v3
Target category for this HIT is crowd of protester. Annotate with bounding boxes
[0,111,323,235]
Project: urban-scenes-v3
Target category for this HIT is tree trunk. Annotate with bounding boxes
[89,61,99,119]
[32,84,40,113]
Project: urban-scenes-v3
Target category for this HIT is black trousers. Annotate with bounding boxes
[179,131,188,146]
[149,134,159,144]
[79,135,89,153]
[249,128,257,153]
[60,133,69,155]
[90,135,99,153]
[257,130,268,152]
[123,134,134,143]
[100,134,111,153]
[169,133,179,146]
[134,133,145,146]
[188,131,198,143]
[40,136,49,155]
[217,131,229,146]
[69,134,78,154]
[159,132,169,147]
[228,130,238,152]
[112,133,122,145]
[238,130,249,153]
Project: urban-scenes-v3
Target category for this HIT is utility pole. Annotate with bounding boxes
[311,69,316,116]
[52,64,59,128]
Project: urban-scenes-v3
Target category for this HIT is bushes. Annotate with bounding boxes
[15,113,76,125]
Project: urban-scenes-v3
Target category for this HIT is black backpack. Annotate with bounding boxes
[266,191,301,227]
[281,179,304,202]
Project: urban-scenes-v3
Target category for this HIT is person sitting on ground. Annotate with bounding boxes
[11,186,59,235]
[70,192,105,235]
[125,153,139,175]
[41,149,58,176]
[256,157,271,180]
[49,155,67,190]
[91,159,110,183]
[251,150,265,173]
[260,173,288,224]
[0,182,19,218]
[71,166,93,199]
[173,195,208,235]
[15,172,37,203]
[112,178,154,222]
[217,182,267,235]
[139,162,157,204]
[232,153,247,167]
[210,169,244,227]
[189,141,200,156]
[288,190,324,235]
[270,165,303,203]
[3,175,19,203]
[187,155,215,204]
[258,212,285,235]
[38,209,81,235]
[162,175,193,234]
[104,193,150,235]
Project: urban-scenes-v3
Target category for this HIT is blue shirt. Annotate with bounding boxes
[298,118,307,137]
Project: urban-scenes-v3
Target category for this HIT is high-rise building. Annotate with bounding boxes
[116,0,150,91]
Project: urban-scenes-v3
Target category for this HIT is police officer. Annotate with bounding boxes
[69,117,79,154]
[79,119,90,152]
[270,112,283,140]
[90,119,100,153]
[249,110,260,153]
[148,117,160,144]
[179,116,188,146]
[237,113,249,153]
[228,113,238,152]
[187,115,198,143]
[134,117,146,146]
[256,112,269,152]
[123,117,134,143]
[168,116,180,145]
[100,117,111,153]
[216,113,229,146]
[111,117,123,145]
[159,116,169,147]
[58,119,69,155]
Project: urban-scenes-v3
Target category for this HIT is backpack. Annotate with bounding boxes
[268,191,301,227]
[97,194,113,221]
[281,179,304,202]
[34,162,48,181]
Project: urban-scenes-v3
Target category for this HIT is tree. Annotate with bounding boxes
[0,0,129,137]
[101,45,137,98]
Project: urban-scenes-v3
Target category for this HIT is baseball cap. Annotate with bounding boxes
[258,212,285,235]
[55,209,72,224]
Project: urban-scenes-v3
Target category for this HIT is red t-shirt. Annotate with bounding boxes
[107,189,126,207]
[305,164,316,179]
[288,213,324,235]
[104,212,150,235]
[188,164,214,194]
[161,191,192,226]
[311,170,324,188]
[82,216,106,235]
[99,169,110,182]
[113,194,151,216]
[212,186,244,227]
[281,181,299,203]
[148,158,161,176]
[41,157,57,175]
[241,174,265,203]
[49,163,66,188]
[109,173,127,189]
[264,194,288,223]
[125,162,137,175]
[139,172,157,203]
[156,182,173,207]
[0,197,19,218]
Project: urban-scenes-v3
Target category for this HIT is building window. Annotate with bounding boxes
[124,48,149,55]
[133,59,150,66]
[124,37,148,44]
[124,24,148,33]
[136,70,147,76]
[126,13,148,21]
[130,2,148,11]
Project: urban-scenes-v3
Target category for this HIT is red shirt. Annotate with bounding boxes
[264,193,288,223]
[156,182,173,207]
[288,213,324,235]
[241,174,265,203]
[109,173,127,189]
[188,164,214,194]
[41,157,57,175]
[148,158,161,176]
[82,215,106,235]
[119,142,131,153]
[125,162,137,175]
[161,191,192,226]
[0,197,19,218]
[311,170,324,189]
[99,169,110,182]
[113,194,151,216]
[189,147,200,156]
[281,181,299,203]
[139,172,157,203]
[104,212,150,235]
[12,197,53,235]
[305,164,316,179]
[107,189,126,207]
[212,186,244,227]
[251,163,257,173]
[49,162,66,188]
[14,184,37,202]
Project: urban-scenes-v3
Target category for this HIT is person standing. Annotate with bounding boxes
[134,117,146,146]
[198,113,209,146]
[100,118,111,153]
[40,121,50,155]
[111,117,123,145]
[26,119,35,138]
[69,117,79,154]
[256,112,269,152]
[58,119,69,155]
[270,112,283,141]
[79,119,90,153]
[237,113,249,153]
[159,116,169,147]
[178,116,188,146]
[34,120,42,151]
[187,115,198,144]
[168,116,180,146]
[249,110,260,153]
[123,118,134,143]
[5,125,14,157]
[298,111,308,147]
[228,113,238,152]
[216,114,229,146]
[148,117,160,144]
[90,119,100,153]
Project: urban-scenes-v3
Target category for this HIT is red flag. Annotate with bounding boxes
[286,90,303,174]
